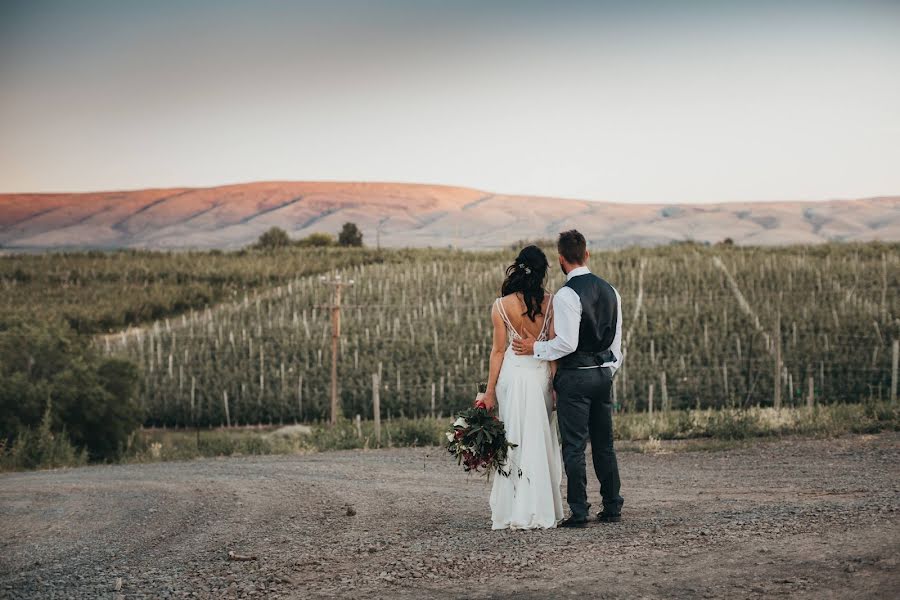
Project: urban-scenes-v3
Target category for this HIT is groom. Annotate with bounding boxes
[513,229,624,528]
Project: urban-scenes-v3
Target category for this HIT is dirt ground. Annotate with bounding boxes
[1,433,898,599]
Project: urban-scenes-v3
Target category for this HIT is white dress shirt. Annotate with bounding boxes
[533,266,623,374]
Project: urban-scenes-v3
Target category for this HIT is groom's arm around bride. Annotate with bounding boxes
[512,230,625,525]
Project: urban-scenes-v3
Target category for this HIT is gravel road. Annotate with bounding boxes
[1,433,898,599]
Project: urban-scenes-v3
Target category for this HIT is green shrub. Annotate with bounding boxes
[0,322,141,461]
[306,419,365,450]
[0,401,87,471]
[254,226,292,249]
[384,418,444,447]
[705,409,763,439]
[295,232,335,247]
[612,402,900,442]
[125,427,310,463]
[303,417,444,450]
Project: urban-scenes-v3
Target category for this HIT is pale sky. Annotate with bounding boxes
[1,0,899,203]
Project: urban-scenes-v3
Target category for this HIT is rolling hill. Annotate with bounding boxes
[1,181,897,250]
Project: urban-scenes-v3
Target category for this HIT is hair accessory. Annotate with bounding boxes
[518,263,531,274]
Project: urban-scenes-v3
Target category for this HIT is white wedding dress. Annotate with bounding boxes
[489,296,564,530]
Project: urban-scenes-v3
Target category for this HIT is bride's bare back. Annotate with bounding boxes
[483,289,555,413]
[494,291,553,342]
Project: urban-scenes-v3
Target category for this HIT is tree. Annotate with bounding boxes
[295,233,335,247]
[255,226,292,249]
[338,222,364,247]
[0,322,142,461]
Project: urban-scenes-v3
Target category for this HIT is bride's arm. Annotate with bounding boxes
[482,302,507,411]
[548,317,558,409]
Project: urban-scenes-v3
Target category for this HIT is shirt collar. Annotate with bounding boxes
[566,265,591,281]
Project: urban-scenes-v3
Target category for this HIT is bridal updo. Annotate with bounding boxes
[500,245,549,322]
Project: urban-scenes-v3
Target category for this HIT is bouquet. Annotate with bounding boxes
[445,384,519,478]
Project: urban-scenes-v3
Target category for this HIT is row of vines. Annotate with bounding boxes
[97,243,899,426]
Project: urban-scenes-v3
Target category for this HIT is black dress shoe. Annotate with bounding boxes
[560,516,588,528]
[597,512,621,523]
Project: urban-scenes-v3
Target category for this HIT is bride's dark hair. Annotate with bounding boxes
[501,245,549,322]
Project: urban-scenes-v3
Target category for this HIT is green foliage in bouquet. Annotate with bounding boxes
[445,404,519,477]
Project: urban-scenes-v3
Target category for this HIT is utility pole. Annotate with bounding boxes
[321,274,353,425]
[372,372,381,445]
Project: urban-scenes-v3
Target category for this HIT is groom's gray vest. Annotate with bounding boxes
[557,273,618,370]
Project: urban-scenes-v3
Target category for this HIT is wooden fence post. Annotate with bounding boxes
[774,312,782,409]
[660,372,669,413]
[190,376,196,424]
[297,375,303,422]
[722,363,730,407]
[223,391,231,428]
[788,373,794,406]
[430,382,436,418]
[807,375,814,409]
[648,383,655,416]
[372,373,381,445]
[891,339,898,406]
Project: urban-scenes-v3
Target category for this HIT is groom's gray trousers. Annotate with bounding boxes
[554,366,623,520]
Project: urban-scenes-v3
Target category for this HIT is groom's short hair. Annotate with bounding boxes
[558,230,587,264]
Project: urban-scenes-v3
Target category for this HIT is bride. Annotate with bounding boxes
[481,245,564,530]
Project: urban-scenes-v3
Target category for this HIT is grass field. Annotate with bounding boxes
[95,400,897,469]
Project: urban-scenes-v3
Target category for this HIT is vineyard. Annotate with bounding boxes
[0,247,396,334]
[79,242,900,426]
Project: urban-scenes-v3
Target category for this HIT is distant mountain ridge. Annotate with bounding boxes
[0,181,897,250]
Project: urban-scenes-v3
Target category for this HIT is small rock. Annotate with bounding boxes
[346,506,357,516]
